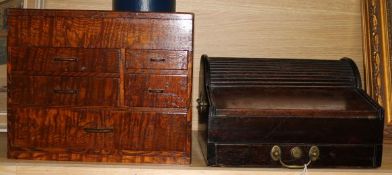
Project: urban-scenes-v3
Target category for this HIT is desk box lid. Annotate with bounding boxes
[198,56,384,145]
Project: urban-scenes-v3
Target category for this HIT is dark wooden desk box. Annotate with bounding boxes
[197,56,384,168]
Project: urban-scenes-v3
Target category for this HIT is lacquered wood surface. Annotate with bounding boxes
[125,74,189,108]
[125,50,188,70]
[199,57,383,168]
[8,108,188,163]
[9,47,121,73]
[7,9,193,50]
[212,87,375,112]
[7,9,194,164]
[9,76,120,107]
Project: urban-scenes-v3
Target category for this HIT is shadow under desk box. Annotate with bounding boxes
[7,9,194,164]
[197,55,384,168]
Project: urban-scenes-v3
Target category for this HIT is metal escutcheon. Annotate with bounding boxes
[196,97,208,113]
[270,145,320,169]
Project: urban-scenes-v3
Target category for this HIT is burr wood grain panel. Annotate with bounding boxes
[9,47,120,73]
[9,75,120,107]
[8,107,188,163]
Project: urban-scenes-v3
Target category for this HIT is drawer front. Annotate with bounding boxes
[8,15,193,50]
[9,108,187,152]
[211,144,381,168]
[126,50,187,70]
[111,111,187,152]
[125,74,189,108]
[9,108,112,150]
[9,47,120,73]
[9,75,119,107]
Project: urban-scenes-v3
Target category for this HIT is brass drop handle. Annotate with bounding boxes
[270,145,320,169]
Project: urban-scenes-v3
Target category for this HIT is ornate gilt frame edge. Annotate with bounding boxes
[362,0,392,138]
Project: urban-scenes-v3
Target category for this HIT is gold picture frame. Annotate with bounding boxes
[362,0,392,138]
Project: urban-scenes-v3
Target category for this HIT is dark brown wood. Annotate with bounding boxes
[125,74,189,108]
[126,50,188,70]
[198,56,383,168]
[213,144,382,168]
[9,108,187,152]
[7,9,193,164]
[7,9,193,50]
[9,47,121,73]
[9,75,120,107]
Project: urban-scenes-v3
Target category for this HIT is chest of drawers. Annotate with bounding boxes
[7,9,193,164]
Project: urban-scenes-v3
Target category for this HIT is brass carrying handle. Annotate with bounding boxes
[53,57,79,62]
[83,128,114,133]
[148,89,165,93]
[270,145,320,169]
[53,89,79,94]
[150,58,166,62]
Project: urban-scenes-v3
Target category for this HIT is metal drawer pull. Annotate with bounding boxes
[53,57,79,62]
[84,128,114,133]
[53,89,79,94]
[150,58,166,62]
[148,89,165,93]
[270,145,320,169]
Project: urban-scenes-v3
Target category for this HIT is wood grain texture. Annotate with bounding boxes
[9,75,120,107]
[7,9,194,164]
[9,47,120,73]
[7,11,193,50]
[125,74,189,108]
[27,0,363,131]
[8,108,188,163]
[126,50,188,70]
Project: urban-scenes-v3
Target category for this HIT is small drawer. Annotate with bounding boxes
[126,50,188,70]
[9,75,119,107]
[125,74,189,108]
[9,47,120,73]
[10,108,187,152]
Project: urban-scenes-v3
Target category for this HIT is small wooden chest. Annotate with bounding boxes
[197,55,384,168]
[7,9,193,164]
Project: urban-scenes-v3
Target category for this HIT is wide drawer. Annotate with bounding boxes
[9,75,120,107]
[207,143,382,168]
[126,50,188,70]
[8,108,188,152]
[9,47,120,73]
[125,74,189,108]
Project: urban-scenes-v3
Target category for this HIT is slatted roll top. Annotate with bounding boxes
[201,55,361,89]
